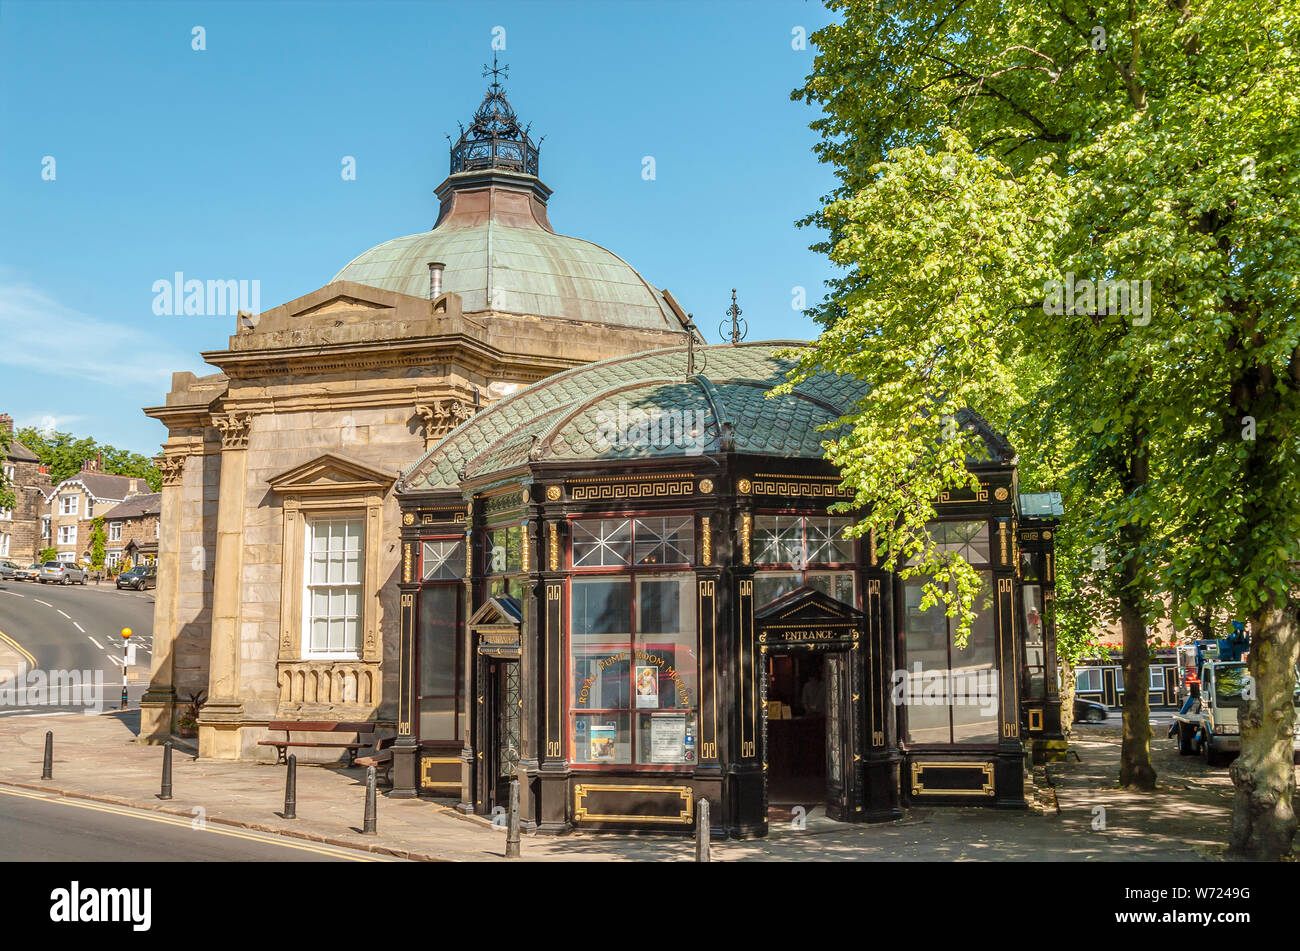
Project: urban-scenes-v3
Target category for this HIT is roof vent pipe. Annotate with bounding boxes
[427,262,446,301]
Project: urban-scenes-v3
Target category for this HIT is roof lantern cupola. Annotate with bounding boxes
[448,56,541,177]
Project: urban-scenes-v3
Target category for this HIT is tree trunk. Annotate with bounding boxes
[1118,593,1156,789]
[1228,599,1299,860]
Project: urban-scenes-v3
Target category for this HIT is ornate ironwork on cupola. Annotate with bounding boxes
[448,56,541,176]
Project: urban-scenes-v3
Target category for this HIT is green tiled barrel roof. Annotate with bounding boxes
[398,341,869,493]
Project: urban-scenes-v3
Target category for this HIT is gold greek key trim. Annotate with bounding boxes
[937,483,989,504]
[570,480,694,501]
[749,475,852,498]
[573,784,693,824]
[910,761,995,797]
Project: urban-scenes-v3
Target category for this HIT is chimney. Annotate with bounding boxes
[0,413,11,435]
[427,262,445,300]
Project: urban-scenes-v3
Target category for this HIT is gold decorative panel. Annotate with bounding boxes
[910,761,995,797]
[573,783,694,825]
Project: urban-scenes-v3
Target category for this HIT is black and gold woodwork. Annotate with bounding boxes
[393,459,1059,836]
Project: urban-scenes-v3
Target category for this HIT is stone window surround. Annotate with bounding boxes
[268,453,396,673]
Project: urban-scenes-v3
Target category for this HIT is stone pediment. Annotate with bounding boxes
[293,294,391,319]
[754,586,862,625]
[267,452,398,496]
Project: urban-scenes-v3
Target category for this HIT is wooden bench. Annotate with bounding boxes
[355,736,397,787]
[258,720,376,766]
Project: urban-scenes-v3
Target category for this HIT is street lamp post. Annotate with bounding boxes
[120,627,132,710]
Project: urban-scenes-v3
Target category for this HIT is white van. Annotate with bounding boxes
[1174,661,1300,766]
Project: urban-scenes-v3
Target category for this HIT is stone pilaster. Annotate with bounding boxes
[139,454,188,743]
[199,412,252,758]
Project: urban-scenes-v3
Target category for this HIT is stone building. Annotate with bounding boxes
[44,459,147,564]
[0,414,52,563]
[100,491,162,568]
[139,74,699,757]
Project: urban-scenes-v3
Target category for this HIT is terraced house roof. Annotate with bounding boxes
[399,341,869,493]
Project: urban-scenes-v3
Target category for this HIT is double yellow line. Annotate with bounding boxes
[0,628,36,667]
[0,786,388,861]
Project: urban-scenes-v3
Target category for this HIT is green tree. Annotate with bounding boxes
[792,0,1300,857]
[0,427,13,513]
[38,547,57,563]
[89,516,106,570]
[16,428,161,490]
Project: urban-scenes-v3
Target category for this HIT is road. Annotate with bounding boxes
[0,785,393,861]
[0,579,155,717]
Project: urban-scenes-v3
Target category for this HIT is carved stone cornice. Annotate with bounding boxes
[213,412,253,450]
[415,399,477,448]
[155,455,187,487]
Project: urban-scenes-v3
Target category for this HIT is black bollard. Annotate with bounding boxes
[362,765,377,834]
[283,754,297,819]
[506,779,521,859]
[41,731,52,780]
[695,798,710,862]
[158,741,173,800]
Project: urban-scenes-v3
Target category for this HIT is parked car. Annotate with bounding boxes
[38,561,88,585]
[15,563,42,581]
[0,560,22,580]
[116,564,157,591]
[1073,697,1108,723]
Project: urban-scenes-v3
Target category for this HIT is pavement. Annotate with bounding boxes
[0,708,1285,862]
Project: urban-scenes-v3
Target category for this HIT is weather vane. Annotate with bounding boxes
[482,54,509,89]
[720,288,748,344]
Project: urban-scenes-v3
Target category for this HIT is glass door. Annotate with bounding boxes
[486,659,521,812]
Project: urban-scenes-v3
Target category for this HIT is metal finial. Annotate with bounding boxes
[720,288,747,344]
[483,53,508,86]
[684,314,697,378]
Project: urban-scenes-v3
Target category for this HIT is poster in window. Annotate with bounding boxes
[590,723,617,761]
[635,665,659,708]
[649,712,687,763]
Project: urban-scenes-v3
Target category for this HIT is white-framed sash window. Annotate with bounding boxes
[302,516,364,658]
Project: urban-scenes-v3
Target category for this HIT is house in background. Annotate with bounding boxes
[0,413,52,563]
[101,491,162,568]
[44,455,150,564]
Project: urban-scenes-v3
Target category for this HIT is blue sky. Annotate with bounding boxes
[0,0,840,456]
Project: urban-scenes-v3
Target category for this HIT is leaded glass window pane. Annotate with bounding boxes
[806,517,854,564]
[755,515,802,565]
[633,517,693,566]
[571,519,632,567]
[422,539,465,581]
